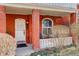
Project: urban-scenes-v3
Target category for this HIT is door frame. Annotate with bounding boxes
[15,18,26,45]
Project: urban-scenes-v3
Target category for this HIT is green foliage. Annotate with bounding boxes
[30,45,79,56]
[0,33,16,56]
[59,47,79,56]
[30,47,60,56]
[71,24,79,36]
[31,50,48,56]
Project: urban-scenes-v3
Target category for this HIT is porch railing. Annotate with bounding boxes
[40,37,72,49]
[40,25,73,49]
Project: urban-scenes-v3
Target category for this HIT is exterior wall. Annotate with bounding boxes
[6,14,30,43]
[70,13,76,24]
[6,14,75,44]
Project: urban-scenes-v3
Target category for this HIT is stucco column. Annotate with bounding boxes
[32,9,40,50]
[0,5,6,33]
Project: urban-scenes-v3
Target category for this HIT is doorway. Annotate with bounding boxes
[15,18,26,47]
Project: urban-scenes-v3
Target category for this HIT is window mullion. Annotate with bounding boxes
[47,28,48,36]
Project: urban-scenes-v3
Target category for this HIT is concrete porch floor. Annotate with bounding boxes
[15,45,35,56]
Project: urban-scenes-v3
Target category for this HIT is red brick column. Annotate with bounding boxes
[70,13,76,24]
[70,13,78,46]
[32,9,40,50]
[0,5,6,33]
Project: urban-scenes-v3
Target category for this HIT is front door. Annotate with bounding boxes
[15,18,26,45]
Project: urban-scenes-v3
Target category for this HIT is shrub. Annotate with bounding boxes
[30,47,60,56]
[71,24,79,36]
[52,25,70,38]
[0,33,16,56]
[59,47,79,56]
[30,46,79,56]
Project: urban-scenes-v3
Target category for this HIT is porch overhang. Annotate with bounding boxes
[0,3,76,13]
[0,4,76,17]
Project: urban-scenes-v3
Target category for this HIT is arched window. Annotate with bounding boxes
[42,18,53,39]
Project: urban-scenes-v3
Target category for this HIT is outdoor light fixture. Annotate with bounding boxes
[26,21,29,24]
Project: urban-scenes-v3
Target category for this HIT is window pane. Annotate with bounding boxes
[42,19,53,39]
[42,28,52,38]
[43,19,52,27]
[43,20,49,27]
[48,28,52,35]
[48,28,52,38]
[43,28,48,35]
[42,28,48,38]
[49,20,52,27]
[46,20,49,27]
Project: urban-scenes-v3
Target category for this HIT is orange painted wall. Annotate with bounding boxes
[40,15,64,32]
[6,14,75,44]
[6,14,30,43]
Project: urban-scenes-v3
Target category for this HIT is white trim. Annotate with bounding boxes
[0,3,76,13]
[15,18,26,44]
[42,18,53,38]
[40,37,72,48]
[42,18,53,27]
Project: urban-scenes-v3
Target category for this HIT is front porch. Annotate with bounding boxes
[0,4,77,56]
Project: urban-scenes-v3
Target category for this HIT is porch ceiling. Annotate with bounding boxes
[5,6,69,16]
[40,10,69,16]
[5,6,32,15]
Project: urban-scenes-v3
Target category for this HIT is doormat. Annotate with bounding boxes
[17,44,27,48]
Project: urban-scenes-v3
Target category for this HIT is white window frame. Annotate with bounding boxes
[42,18,53,38]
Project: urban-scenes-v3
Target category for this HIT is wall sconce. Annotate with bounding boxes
[26,22,29,24]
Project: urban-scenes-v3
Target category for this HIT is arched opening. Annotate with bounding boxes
[42,18,53,39]
[15,18,26,47]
